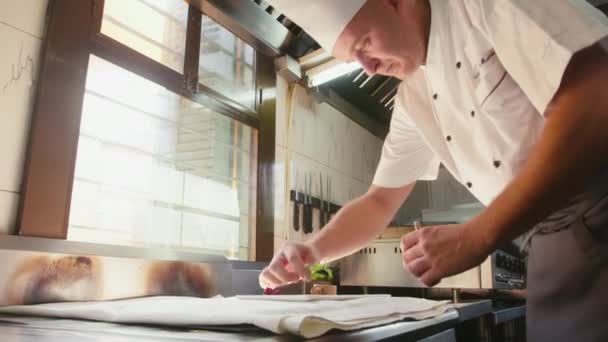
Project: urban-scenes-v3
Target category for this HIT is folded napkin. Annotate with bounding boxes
[0,295,450,339]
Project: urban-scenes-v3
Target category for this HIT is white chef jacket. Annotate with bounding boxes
[373,0,608,206]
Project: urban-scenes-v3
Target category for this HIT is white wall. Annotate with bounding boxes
[272,77,448,251]
[0,0,48,234]
[273,78,385,250]
[272,77,482,251]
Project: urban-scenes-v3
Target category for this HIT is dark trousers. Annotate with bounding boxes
[527,193,608,341]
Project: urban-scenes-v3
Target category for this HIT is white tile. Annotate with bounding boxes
[291,153,324,197]
[361,133,383,182]
[0,191,19,234]
[314,108,332,167]
[323,104,343,172]
[275,76,288,147]
[273,236,286,254]
[327,170,351,206]
[289,86,317,160]
[371,137,384,178]
[313,167,338,208]
[273,146,287,239]
[324,104,353,175]
[349,180,369,202]
[0,24,42,192]
[337,117,354,177]
[350,124,366,181]
[0,0,48,39]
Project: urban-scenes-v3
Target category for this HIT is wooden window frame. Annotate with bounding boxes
[18,0,275,261]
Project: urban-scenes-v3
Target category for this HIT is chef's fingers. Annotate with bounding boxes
[405,257,430,277]
[419,269,441,287]
[300,245,320,265]
[401,231,420,251]
[285,249,309,280]
[403,245,424,263]
[259,269,283,289]
[269,260,299,285]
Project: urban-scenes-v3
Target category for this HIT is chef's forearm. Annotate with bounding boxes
[474,43,608,248]
[310,184,415,263]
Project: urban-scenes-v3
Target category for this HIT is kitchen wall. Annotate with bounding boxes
[0,1,48,235]
[273,78,417,251]
[272,77,481,252]
[272,77,381,250]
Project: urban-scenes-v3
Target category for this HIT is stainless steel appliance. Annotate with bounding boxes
[340,239,526,289]
[340,203,526,289]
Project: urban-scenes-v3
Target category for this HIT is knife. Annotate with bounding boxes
[304,173,313,234]
[319,173,326,228]
[293,170,300,232]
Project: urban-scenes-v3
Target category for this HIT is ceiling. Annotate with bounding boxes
[249,0,394,136]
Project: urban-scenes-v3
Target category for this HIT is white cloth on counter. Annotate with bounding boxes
[0,295,451,339]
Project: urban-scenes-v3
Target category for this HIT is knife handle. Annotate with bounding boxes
[303,204,312,234]
[319,207,326,228]
[293,201,300,232]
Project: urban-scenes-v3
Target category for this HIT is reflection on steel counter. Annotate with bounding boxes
[5,255,102,305]
[0,245,232,306]
[146,261,215,297]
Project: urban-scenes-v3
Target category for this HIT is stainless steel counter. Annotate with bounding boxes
[0,236,499,340]
[492,305,526,325]
[453,300,493,322]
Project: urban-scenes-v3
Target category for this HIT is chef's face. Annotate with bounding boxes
[333,0,429,80]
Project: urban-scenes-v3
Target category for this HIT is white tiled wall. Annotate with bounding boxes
[274,77,384,246]
[0,0,48,234]
[272,77,481,250]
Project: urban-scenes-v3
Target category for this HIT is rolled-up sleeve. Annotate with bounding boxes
[372,96,440,188]
[474,0,608,114]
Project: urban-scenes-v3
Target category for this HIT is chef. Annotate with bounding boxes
[260,0,608,340]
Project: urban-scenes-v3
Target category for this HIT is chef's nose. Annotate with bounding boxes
[354,51,379,76]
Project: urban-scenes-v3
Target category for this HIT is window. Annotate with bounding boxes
[101,0,188,73]
[200,16,256,109]
[21,0,273,262]
[68,56,257,260]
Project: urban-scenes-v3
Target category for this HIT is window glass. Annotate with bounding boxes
[101,0,188,73]
[200,16,256,109]
[68,56,256,260]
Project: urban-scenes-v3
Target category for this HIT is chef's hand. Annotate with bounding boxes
[401,223,492,286]
[259,241,321,289]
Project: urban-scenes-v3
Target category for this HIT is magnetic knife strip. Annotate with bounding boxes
[290,190,342,234]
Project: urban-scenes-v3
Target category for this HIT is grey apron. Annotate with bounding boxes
[527,174,608,341]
